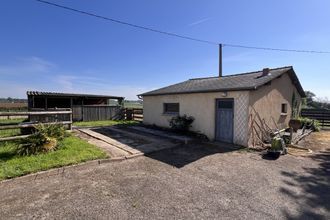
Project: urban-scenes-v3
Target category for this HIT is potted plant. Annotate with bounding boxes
[289,119,301,132]
[267,137,285,158]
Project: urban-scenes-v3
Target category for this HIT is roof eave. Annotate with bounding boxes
[287,68,306,98]
[26,91,124,100]
[140,87,255,97]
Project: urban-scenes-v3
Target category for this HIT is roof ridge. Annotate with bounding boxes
[26,91,124,99]
[189,66,292,81]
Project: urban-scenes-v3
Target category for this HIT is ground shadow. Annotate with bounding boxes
[0,141,18,162]
[280,151,330,219]
[146,142,242,168]
[261,152,281,160]
[0,151,17,162]
[91,126,242,168]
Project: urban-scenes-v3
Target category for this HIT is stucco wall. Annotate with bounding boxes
[249,72,302,132]
[143,91,250,146]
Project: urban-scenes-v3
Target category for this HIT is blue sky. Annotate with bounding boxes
[1,0,330,100]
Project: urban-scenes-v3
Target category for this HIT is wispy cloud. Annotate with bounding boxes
[188,17,211,27]
[0,57,152,99]
[0,56,55,75]
[53,74,149,99]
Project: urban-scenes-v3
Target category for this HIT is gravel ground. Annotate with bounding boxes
[0,143,329,220]
[299,130,330,152]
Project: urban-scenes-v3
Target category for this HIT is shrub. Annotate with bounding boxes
[270,137,284,151]
[298,117,321,132]
[20,118,35,135]
[16,124,67,156]
[169,115,195,132]
[34,123,67,141]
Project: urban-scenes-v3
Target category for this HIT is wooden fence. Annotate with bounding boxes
[124,108,143,121]
[72,105,122,121]
[27,106,142,122]
[301,108,330,127]
[0,110,72,141]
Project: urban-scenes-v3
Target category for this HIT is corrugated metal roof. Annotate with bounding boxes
[26,91,124,99]
[140,66,306,97]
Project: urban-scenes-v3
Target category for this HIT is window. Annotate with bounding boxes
[281,103,288,114]
[218,100,233,109]
[164,103,179,114]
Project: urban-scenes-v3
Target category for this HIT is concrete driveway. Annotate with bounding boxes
[0,143,329,219]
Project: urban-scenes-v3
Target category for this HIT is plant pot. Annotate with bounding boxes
[267,150,281,159]
[289,119,302,132]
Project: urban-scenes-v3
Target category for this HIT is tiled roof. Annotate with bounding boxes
[26,91,124,99]
[140,66,305,97]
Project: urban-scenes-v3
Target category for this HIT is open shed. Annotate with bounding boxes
[27,91,124,110]
[27,91,124,121]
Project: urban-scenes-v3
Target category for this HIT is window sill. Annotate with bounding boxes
[280,113,288,116]
[162,112,179,116]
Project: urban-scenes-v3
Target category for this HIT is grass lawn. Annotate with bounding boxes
[0,135,107,180]
[0,118,27,138]
[73,120,138,127]
[0,129,21,138]
[0,118,26,124]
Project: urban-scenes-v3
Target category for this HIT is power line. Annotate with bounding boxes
[35,0,330,54]
[223,44,330,54]
[35,0,218,45]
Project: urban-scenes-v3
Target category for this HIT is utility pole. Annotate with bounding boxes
[219,44,222,77]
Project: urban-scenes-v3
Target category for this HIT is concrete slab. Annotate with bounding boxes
[78,129,142,155]
[75,131,130,157]
[105,126,163,143]
[128,126,194,143]
[77,127,180,157]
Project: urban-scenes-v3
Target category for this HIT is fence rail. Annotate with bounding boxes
[72,105,122,121]
[301,108,330,127]
[124,108,143,121]
[0,110,72,141]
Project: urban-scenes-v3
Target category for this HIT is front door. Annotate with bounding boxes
[215,99,234,143]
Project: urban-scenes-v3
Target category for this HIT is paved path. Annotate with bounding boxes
[1,143,329,219]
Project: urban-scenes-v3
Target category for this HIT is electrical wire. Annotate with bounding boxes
[35,0,330,54]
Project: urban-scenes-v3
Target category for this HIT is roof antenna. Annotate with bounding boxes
[219,44,223,77]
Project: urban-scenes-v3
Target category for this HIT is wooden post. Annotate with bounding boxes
[69,110,73,130]
[45,97,48,110]
[82,100,84,121]
[219,44,223,77]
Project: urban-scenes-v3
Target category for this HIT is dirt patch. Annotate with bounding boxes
[299,130,330,152]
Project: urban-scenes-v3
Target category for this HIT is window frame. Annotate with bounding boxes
[281,103,288,115]
[163,103,180,115]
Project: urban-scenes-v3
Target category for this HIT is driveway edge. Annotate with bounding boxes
[0,154,145,184]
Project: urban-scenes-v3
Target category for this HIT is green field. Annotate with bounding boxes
[123,102,143,109]
[73,120,138,127]
[0,136,107,180]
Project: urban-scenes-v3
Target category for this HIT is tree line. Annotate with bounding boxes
[303,91,330,110]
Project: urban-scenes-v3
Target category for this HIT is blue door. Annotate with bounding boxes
[215,99,234,143]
